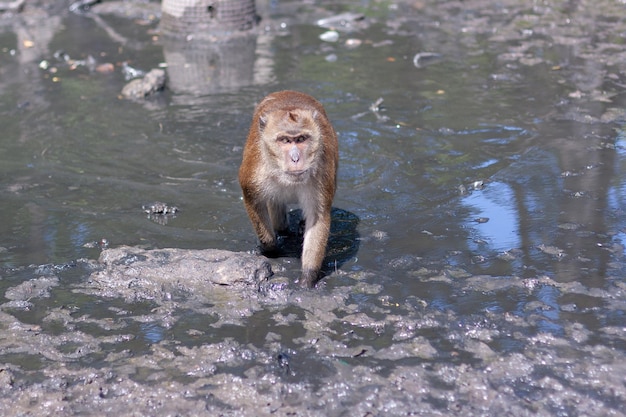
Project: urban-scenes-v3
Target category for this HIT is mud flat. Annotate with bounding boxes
[1,246,626,415]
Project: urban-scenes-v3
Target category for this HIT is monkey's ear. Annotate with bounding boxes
[259,114,267,131]
[311,110,319,120]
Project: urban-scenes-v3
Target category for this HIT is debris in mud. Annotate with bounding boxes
[351,97,389,122]
[121,68,166,99]
[68,0,99,14]
[142,201,178,215]
[142,202,179,225]
[82,238,109,249]
[370,229,389,242]
[319,30,339,43]
[121,62,145,81]
[369,97,384,113]
[344,38,362,49]
[94,62,114,74]
[316,12,365,31]
[39,51,99,76]
[412,51,441,68]
[471,180,485,190]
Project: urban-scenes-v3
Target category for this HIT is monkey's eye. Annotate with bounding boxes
[295,135,309,144]
[277,136,291,144]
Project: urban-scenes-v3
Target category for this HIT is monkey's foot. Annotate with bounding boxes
[257,238,279,255]
[299,269,320,288]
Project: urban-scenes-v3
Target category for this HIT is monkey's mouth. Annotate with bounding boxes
[286,169,307,178]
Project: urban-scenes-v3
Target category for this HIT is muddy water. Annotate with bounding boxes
[1,0,626,415]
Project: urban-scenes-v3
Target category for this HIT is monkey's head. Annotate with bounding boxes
[259,108,322,182]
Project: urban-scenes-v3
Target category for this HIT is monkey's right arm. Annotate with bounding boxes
[241,186,277,252]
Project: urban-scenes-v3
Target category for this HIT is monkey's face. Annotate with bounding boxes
[260,108,321,181]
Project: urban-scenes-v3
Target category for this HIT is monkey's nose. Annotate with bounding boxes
[289,147,300,163]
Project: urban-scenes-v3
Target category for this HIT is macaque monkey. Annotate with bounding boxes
[239,90,338,288]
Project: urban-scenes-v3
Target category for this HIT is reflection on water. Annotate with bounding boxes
[140,322,166,344]
[163,35,257,96]
[463,181,520,251]
[535,285,563,336]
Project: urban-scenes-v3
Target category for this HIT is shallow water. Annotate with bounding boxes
[1,0,626,415]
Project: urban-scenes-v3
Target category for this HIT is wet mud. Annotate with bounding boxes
[2,246,626,415]
[1,0,626,415]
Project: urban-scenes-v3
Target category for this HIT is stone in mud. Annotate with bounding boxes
[4,276,59,302]
[88,246,273,300]
[121,68,166,99]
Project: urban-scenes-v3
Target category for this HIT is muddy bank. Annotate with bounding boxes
[2,246,626,415]
[86,246,273,298]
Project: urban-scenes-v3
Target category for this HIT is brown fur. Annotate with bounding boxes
[239,91,338,287]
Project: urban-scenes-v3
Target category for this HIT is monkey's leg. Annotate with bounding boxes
[299,210,331,288]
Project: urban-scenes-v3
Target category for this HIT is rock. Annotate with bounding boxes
[121,68,166,99]
[87,246,273,301]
